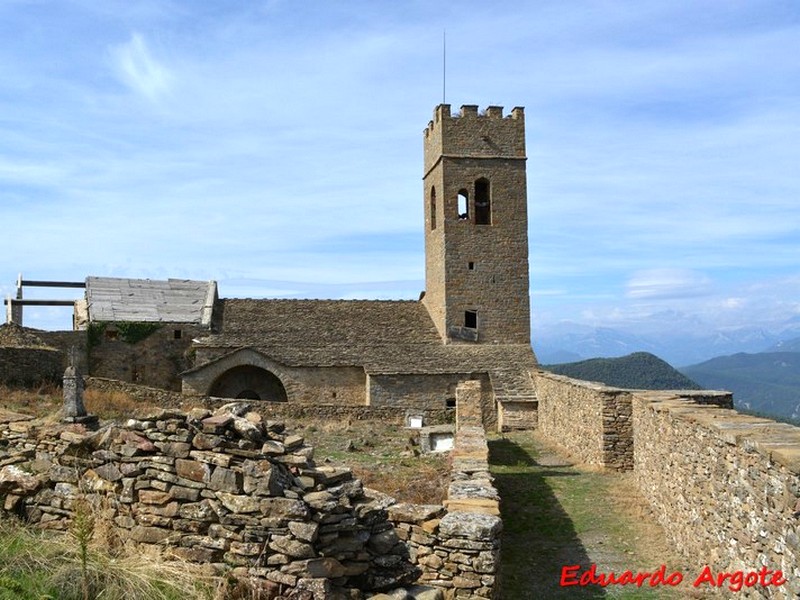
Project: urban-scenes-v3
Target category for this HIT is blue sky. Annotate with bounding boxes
[2,0,800,349]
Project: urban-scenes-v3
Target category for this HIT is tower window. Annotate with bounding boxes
[430,186,437,230]
[464,310,478,329]
[457,190,469,220]
[475,178,491,224]
[468,261,475,270]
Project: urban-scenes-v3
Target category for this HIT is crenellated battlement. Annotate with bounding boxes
[424,104,525,139]
[423,102,527,181]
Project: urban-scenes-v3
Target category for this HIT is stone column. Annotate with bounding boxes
[62,363,97,427]
[12,274,23,325]
[63,365,86,419]
[455,380,483,430]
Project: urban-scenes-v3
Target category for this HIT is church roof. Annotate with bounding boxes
[86,277,216,326]
[193,298,536,374]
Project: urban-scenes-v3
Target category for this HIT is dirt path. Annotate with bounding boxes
[490,431,710,599]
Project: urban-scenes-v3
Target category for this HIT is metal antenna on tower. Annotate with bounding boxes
[442,29,447,104]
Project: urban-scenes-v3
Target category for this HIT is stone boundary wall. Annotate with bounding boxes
[0,405,429,599]
[86,376,186,405]
[534,370,732,470]
[632,393,800,599]
[0,398,493,599]
[86,377,455,426]
[496,400,537,431]
[0,346,62,386]
[534,371,633,469]
[388,421,501,599]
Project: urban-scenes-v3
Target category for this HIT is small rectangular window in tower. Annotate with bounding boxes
[457,190,469,220]
[475,178,491,224]
[173,329,182,340]
[430,186,437,230]
[468,261,475,270]
[464,310,478,329]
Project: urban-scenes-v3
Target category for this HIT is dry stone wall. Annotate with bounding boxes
[632,393,800,599]
[535,371,632,469]
[0,346,62,386]
[0,396,497,599]
[88,376,454,426]
[388,420,501,598]
[0,405,425,598]
[88,322,205,391]
[535,370,732,470]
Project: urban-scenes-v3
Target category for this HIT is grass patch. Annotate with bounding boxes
[490,431,693,600]
[292,419,449,504]
[0,383,62,418]
[0,515,216,600]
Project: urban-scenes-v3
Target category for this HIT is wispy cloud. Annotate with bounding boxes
[110,32,172,101]
[625,269,712,300]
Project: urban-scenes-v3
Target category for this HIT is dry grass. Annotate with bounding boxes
[0,514,217,600]
[292,419,450,504]
[0,383,62,417]
[0,384,161,422]
[83,388,157,420]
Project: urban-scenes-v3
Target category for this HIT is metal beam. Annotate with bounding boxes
[3,299,75,306]
[20,280,85,288]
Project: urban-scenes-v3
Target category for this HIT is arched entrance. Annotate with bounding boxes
[209,365,288,402]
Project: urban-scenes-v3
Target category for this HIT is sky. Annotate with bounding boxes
[2,0,800,351]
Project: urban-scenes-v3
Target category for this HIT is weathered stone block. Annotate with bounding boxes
[216,492,260,513]
[130,525,172,544]
[269,535,315,559]
[175,459,210,483]
[209,466,242,493]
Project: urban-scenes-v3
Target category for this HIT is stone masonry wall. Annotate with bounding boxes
[388,381,502,599]
[535,371,632,469]
[86,377,454,426]
[632,393,800,599]
[184,348,367,405]
[535,370,732,471]
[0,405,427,599]
[89,323,206,391]
[0,395,494,599]
[0,347,62,386]
[37,329,88,372]
[368,373,496,431]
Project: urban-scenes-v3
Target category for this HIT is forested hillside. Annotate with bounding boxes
[542,352,702,390]
[681,352,800,423]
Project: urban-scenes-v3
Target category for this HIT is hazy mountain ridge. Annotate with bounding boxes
[535,319,800,366]
[680,351,800,423]
[542,352,702,390]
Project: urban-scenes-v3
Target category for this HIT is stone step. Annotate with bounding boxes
[489,369,538,404]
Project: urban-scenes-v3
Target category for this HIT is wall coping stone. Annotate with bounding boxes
[633,392,800,474]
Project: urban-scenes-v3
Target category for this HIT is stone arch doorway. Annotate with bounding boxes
[209,365,288,402]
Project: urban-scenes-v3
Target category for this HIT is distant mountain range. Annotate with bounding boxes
[539,345,800,425]
[542,352,702,391]
[534,317,800,366]
[680,351,800,423]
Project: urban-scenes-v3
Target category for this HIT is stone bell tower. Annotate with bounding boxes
[421,104,531,345]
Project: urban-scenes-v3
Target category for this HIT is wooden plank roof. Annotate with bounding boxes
[86,277,216,326]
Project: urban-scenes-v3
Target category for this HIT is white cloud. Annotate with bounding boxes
[110,32,172,101]
[626,269,712,300]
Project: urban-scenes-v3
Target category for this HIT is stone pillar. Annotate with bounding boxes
[455,380,483,430]
[63,365,86,419]
[12,274,23,325]
[63,364,97,427]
